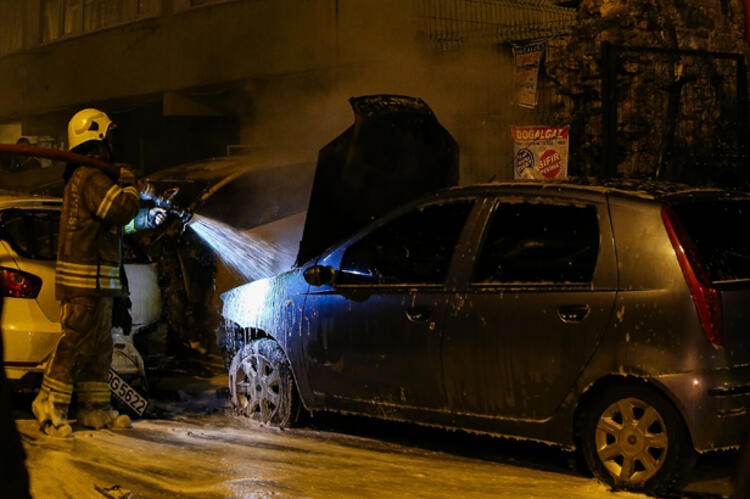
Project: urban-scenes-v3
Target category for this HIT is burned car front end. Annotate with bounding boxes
[219,93,459,426]
[221,270,311,426]
[221,271,305,357]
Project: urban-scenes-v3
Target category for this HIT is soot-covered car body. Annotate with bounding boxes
[222,179,750,494]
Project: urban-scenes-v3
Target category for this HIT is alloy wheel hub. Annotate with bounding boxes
[595,397,668,484]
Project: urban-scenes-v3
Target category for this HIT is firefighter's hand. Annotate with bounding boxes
[137,181,156,201]
[148,207,168,228]
[118,167,136,186]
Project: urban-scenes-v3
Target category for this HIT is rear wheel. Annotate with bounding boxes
[577,384,695,494]
[228,338,300,427]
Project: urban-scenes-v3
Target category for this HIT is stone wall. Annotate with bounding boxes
[546,0,748,184]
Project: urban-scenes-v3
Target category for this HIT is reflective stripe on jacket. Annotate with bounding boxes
[55,166,140,298]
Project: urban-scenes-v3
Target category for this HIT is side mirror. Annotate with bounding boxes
[303,265,336,287]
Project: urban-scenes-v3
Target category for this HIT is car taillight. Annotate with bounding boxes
[661,207,723,347]
[0,267,42,299]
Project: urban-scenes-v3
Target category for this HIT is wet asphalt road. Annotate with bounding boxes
[13,356,738,498]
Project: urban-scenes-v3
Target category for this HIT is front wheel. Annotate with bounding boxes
[228,338,300,427]
[577,384,695,494]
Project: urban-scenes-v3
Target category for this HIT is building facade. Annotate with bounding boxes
[1,1,747,184]
[0,0,575,181]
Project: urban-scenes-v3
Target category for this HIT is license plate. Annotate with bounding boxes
[107,368,149,417]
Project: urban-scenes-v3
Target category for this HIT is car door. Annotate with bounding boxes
[440,193,617,421]
[302,198,476,412]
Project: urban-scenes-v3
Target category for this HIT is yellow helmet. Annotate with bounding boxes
[67,108,114,151]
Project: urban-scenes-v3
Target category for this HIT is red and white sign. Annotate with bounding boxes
[511,125,570,180]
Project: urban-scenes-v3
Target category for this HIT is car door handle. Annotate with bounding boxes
[406,306,431,323]
[558,304,590,323]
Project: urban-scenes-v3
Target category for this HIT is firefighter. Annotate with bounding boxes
[31,108,166,437]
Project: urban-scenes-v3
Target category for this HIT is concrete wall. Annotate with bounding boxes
[0,1,339,118]
[0,1,432,172]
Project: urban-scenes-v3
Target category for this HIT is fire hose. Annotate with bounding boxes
[0,143,121,177]
[0,143,192,223]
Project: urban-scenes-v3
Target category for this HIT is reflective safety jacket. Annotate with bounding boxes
[55,166,141,299]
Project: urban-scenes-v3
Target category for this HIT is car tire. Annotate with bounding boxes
[228,338,300,428]
[577,384,695,495]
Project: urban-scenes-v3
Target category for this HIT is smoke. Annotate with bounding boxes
[239,1,520,183]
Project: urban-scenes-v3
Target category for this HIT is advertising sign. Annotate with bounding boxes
[512,125,569,180]
[512,39,546,109]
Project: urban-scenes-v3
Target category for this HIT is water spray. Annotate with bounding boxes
[140,175,295,283]
[187,214,295,281]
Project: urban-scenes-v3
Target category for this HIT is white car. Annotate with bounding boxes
[0,193,164,387]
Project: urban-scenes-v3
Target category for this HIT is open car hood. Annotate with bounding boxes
[145,95,458,268]
[296,95,459,265]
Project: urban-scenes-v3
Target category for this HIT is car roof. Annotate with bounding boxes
[145,149,314,184]
[0,191,61,209]
[441,178,748,202]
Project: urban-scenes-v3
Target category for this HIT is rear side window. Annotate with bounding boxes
[339,200,473,284]
[0,209,59,260]
[0,207,148,264]
[474,202,599,284]
[671,199,750,282]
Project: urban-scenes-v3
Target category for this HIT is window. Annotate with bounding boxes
[339,200,473,285]
[173,0,228,10]
[42,0,63,43]
[0,208,147,263]
[41,0,160,42]
[672,199,750,283]
[474,202,599,284]
[64,0,83,36]
[0,209,60,261]
[0,0,24,56]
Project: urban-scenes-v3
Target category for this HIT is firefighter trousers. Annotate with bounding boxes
[40,296,114,411]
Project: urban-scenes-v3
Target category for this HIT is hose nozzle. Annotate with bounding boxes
[170,207,193,225]
[149,185,193,225]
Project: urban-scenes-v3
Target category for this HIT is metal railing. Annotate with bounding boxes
[416,0,575,49]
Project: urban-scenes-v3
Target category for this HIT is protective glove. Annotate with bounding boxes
[148,207,168,228]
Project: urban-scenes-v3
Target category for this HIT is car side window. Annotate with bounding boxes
[474,202,599,284]
[0,209,59,261]
[339,200,473,285]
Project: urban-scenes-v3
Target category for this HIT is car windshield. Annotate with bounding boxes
[0,208,59,260]
[339,200,473,285]
[672,199,750,283]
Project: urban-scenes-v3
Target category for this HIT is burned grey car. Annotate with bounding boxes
[221,179,750,494]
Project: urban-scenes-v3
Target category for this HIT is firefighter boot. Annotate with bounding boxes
[77,404,132,430]
[76,381,132,430]
[31,389,73,438]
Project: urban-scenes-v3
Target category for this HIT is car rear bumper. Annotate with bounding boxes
[1,297,61,379]
[657,368,750,452]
